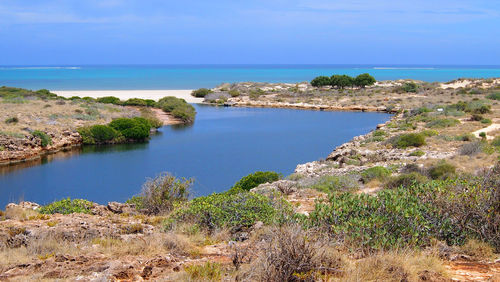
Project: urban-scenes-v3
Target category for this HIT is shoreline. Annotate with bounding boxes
[53,89,203,104]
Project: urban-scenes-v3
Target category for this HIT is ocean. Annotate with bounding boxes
[1,65,500,90]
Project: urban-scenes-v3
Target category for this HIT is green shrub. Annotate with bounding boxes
[421,130,438,137]
[89,125,118,143]
[492,136,500,147]
[96,96,121,104]
[486,92,500,101]
[330,74,354,89]
[191,88,213,97]
[481,118,492,125]
[361,166,391,183]
[122,98,156,107]
[184,262,222,281]
[385,172,428,189]
[157,96,196,123]
[425,118,459,128]
[372,130,386,137]
[428,160,455,180]
[401,82,419,93]
[230,171,282,192]
[167,191,284,231]
[470,114,483,121]
[310,76,331,87]
[5,117,19,124]
[353,73,376,88]
[32,130,52,147]
[228,89,240,97]
[409,150,425,157]
[77,127,95,144]
[39,198,94,214]
[109,118,150,140]
[389,133,426,149]
[479,132,487,139]
[171,104,196,123]
[129,172,192,215]
[309,175,359,193]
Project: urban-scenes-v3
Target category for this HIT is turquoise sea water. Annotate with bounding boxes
[0,105,391,207]
[1,65,500,90]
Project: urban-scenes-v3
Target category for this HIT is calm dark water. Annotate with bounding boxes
[0,105,391,207]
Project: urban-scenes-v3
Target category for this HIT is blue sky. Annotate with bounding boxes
[0,0,499,65]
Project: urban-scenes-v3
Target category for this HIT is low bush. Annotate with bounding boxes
[425,118,459,128]
[167,191,287,231]
[129,173,192,215]
[191,88,213,97]
[389,133,426,149]
[122,98,156,107]
[385,172,428,189]
[401,81,419,93]
[421,129,438,137]
[481,118,492,124]
[459,141,484,156]
[428,160,455,180]
[158,96,196,123]
[238,225,344,281]
[228,89,240,97]
[486,92,500,101]
[96,96,121,104]
[230,171,282,192]
[409,150,425,157]
[361,166,391,183]
[39,198,94,214]
[184,262,222,281]
[309,175,359,193]
[492,136,500,147]
[5,117,18,124]
[32,130,52,147]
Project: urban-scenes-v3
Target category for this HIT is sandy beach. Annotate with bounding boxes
[52,89,203,104]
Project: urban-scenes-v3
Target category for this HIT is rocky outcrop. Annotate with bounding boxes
[0,130,82,165]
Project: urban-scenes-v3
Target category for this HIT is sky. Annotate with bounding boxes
[0,0,499,65]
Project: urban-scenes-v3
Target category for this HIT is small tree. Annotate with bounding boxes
[354,73,376,88]
[310,76,331,87]
[330,74,354,89]
[139,173,193,214]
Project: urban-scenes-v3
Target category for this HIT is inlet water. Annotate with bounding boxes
[0,105,391,207]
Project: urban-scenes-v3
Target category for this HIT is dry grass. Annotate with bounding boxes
[343,250,448,282]
[461,239,496,260]
[0,97,136,135]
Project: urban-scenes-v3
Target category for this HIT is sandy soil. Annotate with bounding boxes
[53,90,203,104]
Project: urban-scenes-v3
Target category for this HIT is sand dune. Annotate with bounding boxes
[52,89,203,104]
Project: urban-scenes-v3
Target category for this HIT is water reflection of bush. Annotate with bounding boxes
[0,142,150,175]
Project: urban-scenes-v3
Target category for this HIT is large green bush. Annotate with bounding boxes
[39,198,94,214]
[389,133,426,149]
[166,191,285,231]
[330,74,353,89]
[109,118,151,140]
[158,96,197,123]
[230,171,282,192]
[32,130,52,147]
[89,125,118,143]
[401,82,419,93]
[96,96,121,104]
[361,166,391,183]
[310,76,331,87]
[191,88,213,98]
[306,168,500,251]
[353,73,376,88]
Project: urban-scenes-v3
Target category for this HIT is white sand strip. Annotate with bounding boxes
[52,90,204,104]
